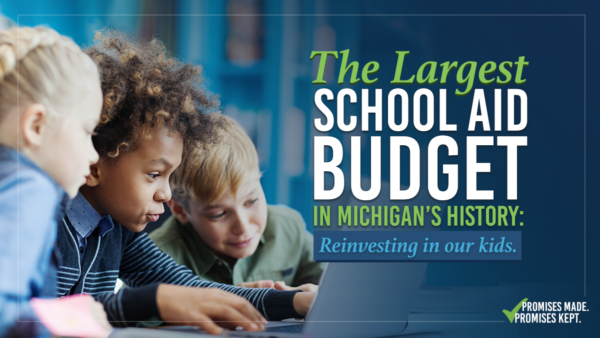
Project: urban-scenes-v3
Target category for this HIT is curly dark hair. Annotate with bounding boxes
[84,30,220,160]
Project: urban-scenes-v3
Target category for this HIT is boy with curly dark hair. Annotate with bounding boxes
[54,31,314,334]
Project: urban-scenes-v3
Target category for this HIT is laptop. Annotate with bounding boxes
[110,261,427,338]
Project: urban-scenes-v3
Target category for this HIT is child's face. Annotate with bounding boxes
[184,178,268,261]
[33,81,102,198]
[85,126,183,232]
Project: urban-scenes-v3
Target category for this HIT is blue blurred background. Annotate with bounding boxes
[1,0,344,232]
[2,1,599,336]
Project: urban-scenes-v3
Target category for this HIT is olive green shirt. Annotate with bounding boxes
[150,205,324,286]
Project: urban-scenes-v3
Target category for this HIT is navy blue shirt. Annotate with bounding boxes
[56,193,301,326]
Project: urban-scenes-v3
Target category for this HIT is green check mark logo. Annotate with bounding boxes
[503,298,528,323]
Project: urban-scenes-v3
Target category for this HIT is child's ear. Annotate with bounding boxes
[21,104,48,148]
[168,199,190,223]
[85,164,102,187]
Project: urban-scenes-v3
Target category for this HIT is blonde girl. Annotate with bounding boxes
[0,27,106,337]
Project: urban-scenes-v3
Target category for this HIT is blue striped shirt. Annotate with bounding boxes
[55,193,300,326]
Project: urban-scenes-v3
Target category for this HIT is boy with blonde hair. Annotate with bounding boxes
[152,114,323,290]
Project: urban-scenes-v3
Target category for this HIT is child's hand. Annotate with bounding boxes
[89,299,112,335]
[236,280,275,289]
[156,284,266,335]
[273,281,319,293]
[30,294,111,338]
[292,292,316,317]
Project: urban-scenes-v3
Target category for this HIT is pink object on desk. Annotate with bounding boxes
[30,294,110,337]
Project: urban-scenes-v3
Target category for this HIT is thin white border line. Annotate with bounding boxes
[13,13,587,324]
[16,14,585,17]
[17,320,506,323]
[16,18,20,324]
[583,14,587,298]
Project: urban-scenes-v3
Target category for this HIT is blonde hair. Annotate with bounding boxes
[0,27,99,122]
[171,114,261,207]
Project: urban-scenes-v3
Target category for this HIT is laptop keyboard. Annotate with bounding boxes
[265,324,303,333]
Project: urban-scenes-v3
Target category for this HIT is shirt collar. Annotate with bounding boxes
[177,218,265,276]
[0,145,62,191]
[66,192,114,239]
[0,145,39,171]
[0,145,70,220]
